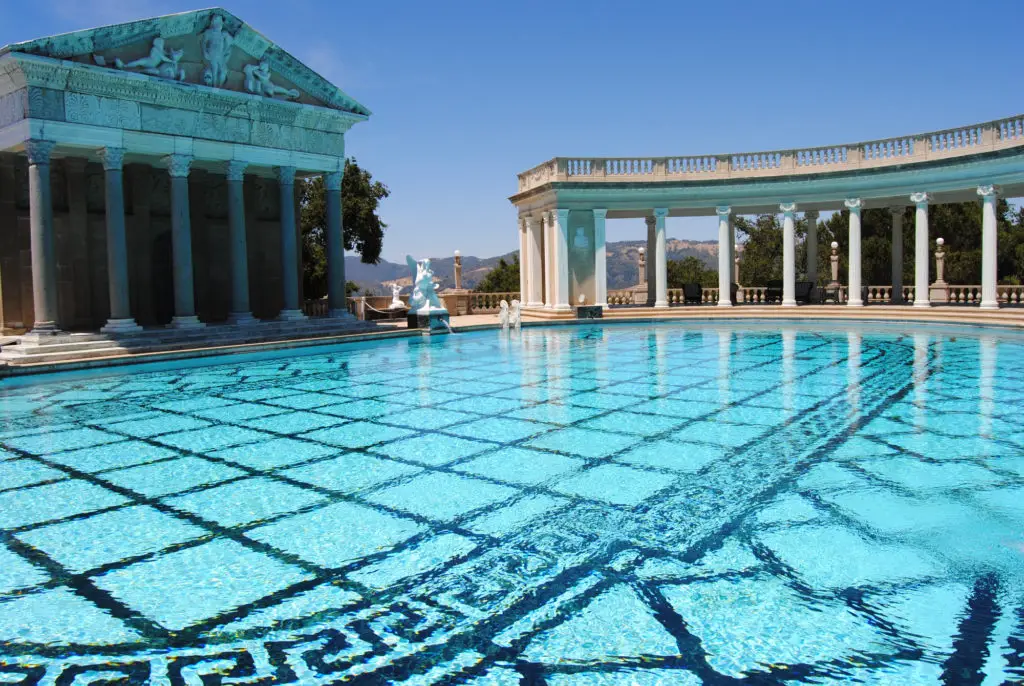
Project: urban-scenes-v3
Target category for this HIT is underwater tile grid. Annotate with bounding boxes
[0,323,1022,685]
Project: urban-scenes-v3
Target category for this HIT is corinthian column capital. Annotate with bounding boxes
[277,166,297,186]
[25,140,56,166]
[165,154,192,178]
[100,147,125,171]
[226,160,248,181]
[909,192,930,206]
[325,171,342,191]
[779,202,797,215]
[977,184,1000,199]
[844,198,863,211]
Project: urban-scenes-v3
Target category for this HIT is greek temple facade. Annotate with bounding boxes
[509,115,1024,313]
[0,8,367,345]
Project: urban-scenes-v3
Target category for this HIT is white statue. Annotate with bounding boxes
[388,283,405,310]
[573,227,590,250]
[201,15,235,87]
[406,256,445,313]
[510,299,522,329]
[100,37,185,81]
[244,60,300,100]
[498,300,510,329]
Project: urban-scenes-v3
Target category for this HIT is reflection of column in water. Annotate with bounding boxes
[782,329,796,416]
[718,329,732,407]
[979,335,997,439]
[913,333,929,431]
[655,330,669,395]
[847,332,862,419]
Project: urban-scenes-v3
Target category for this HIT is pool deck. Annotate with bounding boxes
[1,305,1023,377]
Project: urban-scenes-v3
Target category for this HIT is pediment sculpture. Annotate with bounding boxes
[243,60,300,100]
[94,37,184,81]
[200,14,234,87]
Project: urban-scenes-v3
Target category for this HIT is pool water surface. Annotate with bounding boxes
[1,323,1023,684]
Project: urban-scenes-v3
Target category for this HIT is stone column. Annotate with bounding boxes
[165,154,203,328]
[225,161,256,325]
[593,209,608,308]
[728,213,736,284]
[324,170,350,318]
[25,140,61,336]
[781,203,797,307]
[890,206,904,303]
[978,185,1000,309]
[525,215,543,307]
[553,208,570,310]
[645,215,657,306]
[518,216,529,303]
[99,147,141,333]
[805,210,819,288]
[276,166,306,320]
[716,206,732,307]
[654,208,668,308]
[845,198,863,306]
[911,192,930,307]
[543,212,553,307]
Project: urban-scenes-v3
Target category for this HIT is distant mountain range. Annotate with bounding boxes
[351,239,719,294]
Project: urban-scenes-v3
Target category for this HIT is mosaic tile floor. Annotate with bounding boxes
[1,323,1023,684]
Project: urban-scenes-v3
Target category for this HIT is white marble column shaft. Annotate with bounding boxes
[890,207,904,304]
[518,217,529,303]
[543,213,553,308]
[911,192,930,307]
[979,185,1000,309]
[553,209,571,310]
[325,170,350,318]
[526,215,544,307]
[781,203,797,307]
[717,206,732,307]
[100,147,141,333]
[846,198,863,306]
[166,154,203,328]
[277,166,306,320]
[593,209,608,308]
[654,208,668,308]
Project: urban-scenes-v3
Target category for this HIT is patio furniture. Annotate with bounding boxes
[364,302,408,321]
[766,280,783,303]
[795,281,814,304]
[682,283,703,304]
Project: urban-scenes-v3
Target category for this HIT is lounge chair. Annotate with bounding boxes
[682,283,703,304]
[766,280,783,303]
[795,281,814,304]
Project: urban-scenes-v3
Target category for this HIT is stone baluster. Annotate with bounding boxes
[978,185,1000,309]
[25,140,61,336]
[276,166,306,320]
[889,206,904,303]
[593,209,608,308]
[99,147,141,333]
[911,192,931,307]
[654,208,668,308]
[165,154,203,328]
[845,198,863,306]
[225,161,256,325]
[781,202,797,307]
[716,206,732,306]
[325,170,350,317]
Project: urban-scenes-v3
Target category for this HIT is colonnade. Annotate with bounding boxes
[19,139,351,337]
[520,184,1004,310]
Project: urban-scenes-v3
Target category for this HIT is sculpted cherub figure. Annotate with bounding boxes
[114,37,185,81]
[244,60,300,100]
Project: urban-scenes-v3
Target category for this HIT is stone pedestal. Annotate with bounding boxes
[407,309,450,333]
[441,289,470,315]
[576,305,603,319]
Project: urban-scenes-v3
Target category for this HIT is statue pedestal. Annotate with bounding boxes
[407,309,450,333]
[440,289,470,315]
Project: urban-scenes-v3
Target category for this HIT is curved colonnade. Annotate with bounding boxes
[509,114,1024,314]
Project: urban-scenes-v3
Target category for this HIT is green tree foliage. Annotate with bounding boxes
[666,255,718,288]
[299,158,390,298]
[474,255,521,293]
[736,201,1024,286]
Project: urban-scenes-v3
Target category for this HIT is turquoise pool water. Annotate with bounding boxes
[1,322,1023,684]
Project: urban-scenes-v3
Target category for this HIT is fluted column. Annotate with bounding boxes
[846,198,863,306]
[526,214,543,307]
[889,206,904,303]
[781,202,797,307]
[99,147,141,333]
[225,161,256,325]
[978,185,1000,309]
[166,154,203,328]
[277,166,306,320]
[325,170,350,318]
[654,208,668,308]
[805,210,819,289]
[717,206,732,307]
[25,140,61,336]
[553,208,570,311]
[593,209,608,308]
[645,215,657,305]
[518,216,529,304]
[911,192,930,307]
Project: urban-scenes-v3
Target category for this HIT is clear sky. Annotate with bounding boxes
[1,0,1021,262]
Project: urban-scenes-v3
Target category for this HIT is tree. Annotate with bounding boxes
[475,256,520,293]
[299,158,390,299]
[667,255,718,288]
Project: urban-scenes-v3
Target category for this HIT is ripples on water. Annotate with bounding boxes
[0,322,1022,684]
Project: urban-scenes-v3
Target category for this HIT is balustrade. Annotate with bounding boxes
[998,285,1024,304]
[468,291,520,313]
[862,138,914,161]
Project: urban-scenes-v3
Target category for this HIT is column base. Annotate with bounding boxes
[596,302,609,309]
[913,300,931,308]
[277,309,308,322]
[24,321,62,337]
[847,300,864,307]
[170,315,205,329]
[980,301,999,310]
[100,318,143,334]
[527,301,544,308]
[654,301,669,308]
[781,300,797,307]
[327,308,354,319]
[717,301,733,307]
[552,304,572,312]
[226,311,259,326]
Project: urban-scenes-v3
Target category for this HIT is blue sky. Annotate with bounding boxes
[1,0,1021,262]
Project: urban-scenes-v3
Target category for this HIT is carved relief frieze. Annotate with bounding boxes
[65,92,140,129]
[0,90,27,128]
[27,87,66,121]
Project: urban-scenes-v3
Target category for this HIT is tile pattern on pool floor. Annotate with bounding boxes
[1,325,1023,684]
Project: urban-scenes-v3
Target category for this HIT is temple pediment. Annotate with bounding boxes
[0,8,369,116]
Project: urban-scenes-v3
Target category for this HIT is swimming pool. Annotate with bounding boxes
[1,322,1022,684]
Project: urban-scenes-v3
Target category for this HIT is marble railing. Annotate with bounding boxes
[517,114,1024,193]
[469,291,520,313]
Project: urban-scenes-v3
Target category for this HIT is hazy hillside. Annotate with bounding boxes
[349,239,719,294]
